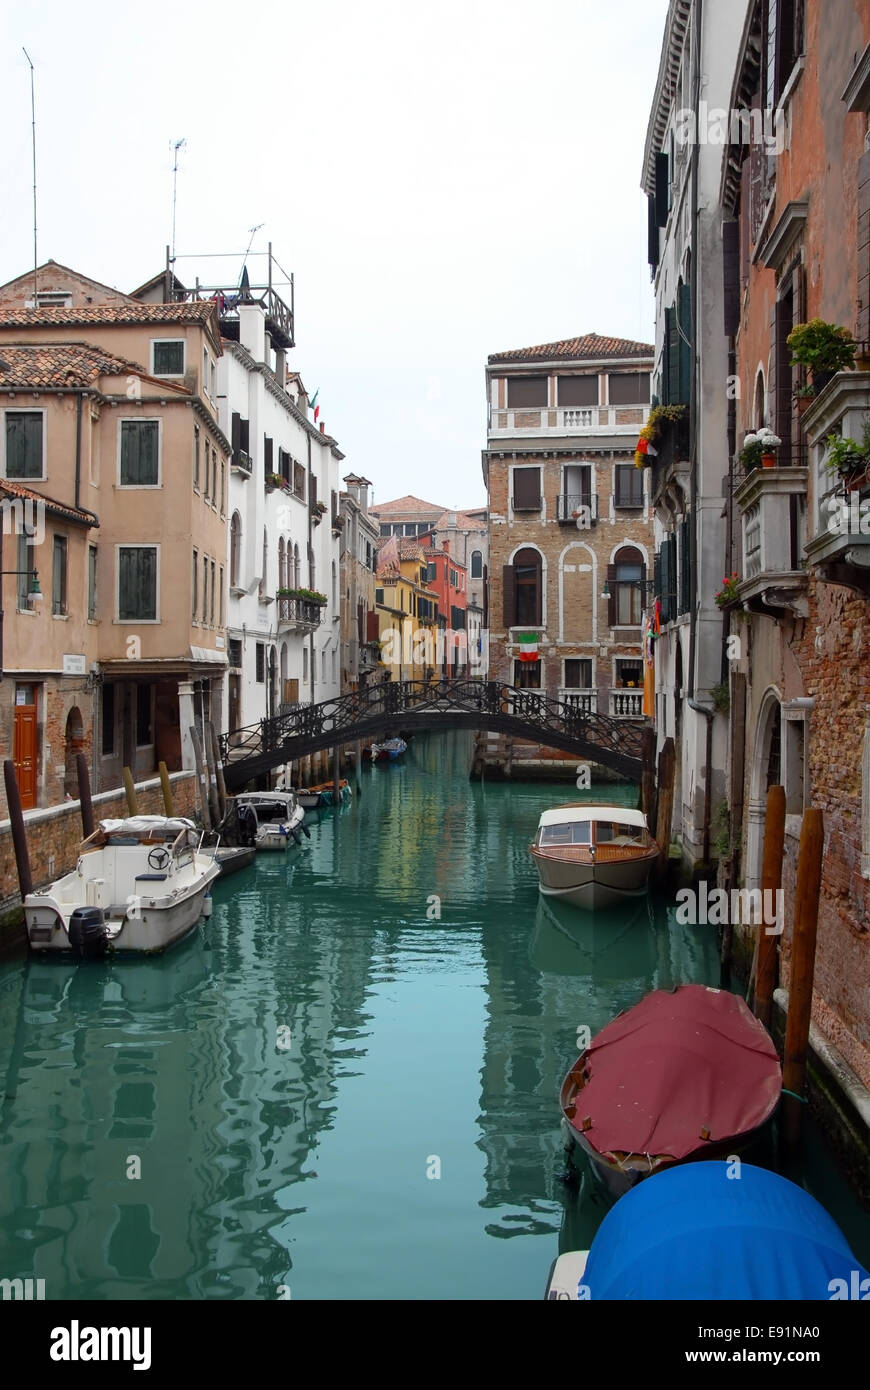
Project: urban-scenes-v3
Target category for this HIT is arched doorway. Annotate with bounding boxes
[64,706,85,798]
[746,690,783,889]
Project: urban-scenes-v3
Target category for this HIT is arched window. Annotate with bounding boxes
[293,543,300,589]
[278,536,286,591]
[754,369,767,430]
[509,547,542,626]
[331,560,337,609]
[608,546,645,627]
[471,549,483,579]
[230,512,242,588]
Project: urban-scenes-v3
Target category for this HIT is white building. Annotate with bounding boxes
[642,0,749,870]
[218,294,343,751]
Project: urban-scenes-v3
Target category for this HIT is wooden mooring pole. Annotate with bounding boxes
[4,759,33,900]
[781,807,825,1154]
[202,724,222,828]
[158,761,175,817]
[189,726,212,833]
[333,744,340,806]
[208,723,228,821]
[76,751,95,839]
[753,784,786,1029]
[654,737,675,881]
[640,725,657,836]
[122,767,139,816]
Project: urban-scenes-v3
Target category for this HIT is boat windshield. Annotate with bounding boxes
[540,821,591,847]
[597,822,647,845]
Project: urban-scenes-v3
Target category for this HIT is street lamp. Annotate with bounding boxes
[1,569,43,607]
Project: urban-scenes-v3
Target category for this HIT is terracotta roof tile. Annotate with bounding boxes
[429,509,487,532]
[0,478,97,527]
[0,343,148,389]
[488,333,654,364]
[0,301,218,331]
[370,493,444,516]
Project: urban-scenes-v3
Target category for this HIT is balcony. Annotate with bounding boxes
[735,463,809,616]
[231,450,252,477]
[490,404,649,439]
[277,597,323,631]
[609,690,644,718]
[649,412,690,498]
[559,688,597,714]
[802,371,870,595]
[556,493,598,525]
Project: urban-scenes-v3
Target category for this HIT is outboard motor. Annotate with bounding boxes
[68,906,109,960]
[237,803,258,848]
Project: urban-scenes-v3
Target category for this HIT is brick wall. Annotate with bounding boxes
[0,771,198,914]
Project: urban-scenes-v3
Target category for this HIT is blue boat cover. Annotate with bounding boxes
[583,1162,869,1300]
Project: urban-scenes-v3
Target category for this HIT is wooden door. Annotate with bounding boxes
[13,698,37,809]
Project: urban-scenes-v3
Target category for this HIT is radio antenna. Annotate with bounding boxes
[170,138,186,269]
[241,223,264,285]
[22,48,37,306]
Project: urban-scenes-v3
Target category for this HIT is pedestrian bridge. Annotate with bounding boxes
[219,679,647,790]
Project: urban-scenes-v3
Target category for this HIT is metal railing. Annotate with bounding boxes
[557,493,598,523]
[277,597,323,629]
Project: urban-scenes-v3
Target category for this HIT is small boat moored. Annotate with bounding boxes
[560,984,781,1198]
[530,803,658,910]
[24,816,220,957]
[370,737,407,762]
[233,791,307,851]
[296,779,352,810]
[545,1161,870,1300]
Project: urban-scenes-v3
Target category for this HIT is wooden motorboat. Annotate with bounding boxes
[560,984,781,1198]
[530,803,658,910]
[234,791,307,851]
[24,816,220,957]
[215,845,256,877]
[296,779,352,809]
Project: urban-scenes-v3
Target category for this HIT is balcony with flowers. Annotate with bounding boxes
[803,372,870,595]
[734,427,808,617]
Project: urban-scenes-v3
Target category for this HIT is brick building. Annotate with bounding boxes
[719,0,870,1088]
[418,537,468,676]
[481,333,654,772]
[339,474,380,692]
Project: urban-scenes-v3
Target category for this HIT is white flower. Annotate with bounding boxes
[743,432,758,446]
[757,428,782,447]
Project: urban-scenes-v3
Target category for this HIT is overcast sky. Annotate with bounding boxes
[1,0,667,510]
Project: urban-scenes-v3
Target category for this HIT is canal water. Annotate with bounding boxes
[0,730,868,1300]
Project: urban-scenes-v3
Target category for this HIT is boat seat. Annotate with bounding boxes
[135,872,168,881]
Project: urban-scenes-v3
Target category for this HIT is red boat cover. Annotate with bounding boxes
[568,985,781,1160]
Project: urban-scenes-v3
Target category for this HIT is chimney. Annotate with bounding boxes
[443,539,449,554]
[238,301,267,364]
[319,422,325,434]
[274,346,287,387]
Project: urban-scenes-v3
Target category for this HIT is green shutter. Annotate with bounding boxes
[121,420,158,486]
[678,281,692,405]
[5,412,43,479]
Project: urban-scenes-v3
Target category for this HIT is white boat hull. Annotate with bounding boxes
[545,1251,589,1300]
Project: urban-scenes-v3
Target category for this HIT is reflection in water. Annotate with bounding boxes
[0,731,866,1300]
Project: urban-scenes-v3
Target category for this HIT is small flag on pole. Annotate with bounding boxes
[310,388,320,422]
[517,633,538,662]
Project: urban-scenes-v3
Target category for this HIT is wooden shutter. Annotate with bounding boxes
[607,564,617,628]
[366,610,380,642]
[679,517,691,614]
[723,220,740,336]
[264,436,273,471]
[773,291,793,449]
[660,541,671,624]
[239,418,250,453]
[231,412,241,454]
[654,549,662,603]
[665,306,679,405]
[678,282,692,404]
[667,534,678,620]
[502,565,516,627]
[774,0,797,104]
[513,467,541,509]
[647,194,660,270]
[655,151,669,227]
[859,150,870,343]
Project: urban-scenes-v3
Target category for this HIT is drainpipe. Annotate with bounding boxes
[74,390,83,512]
[686,0,714,867]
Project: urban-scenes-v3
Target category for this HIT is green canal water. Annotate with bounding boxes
[1,730,868,1300]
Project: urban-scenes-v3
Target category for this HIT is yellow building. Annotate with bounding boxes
[374,537,439,682]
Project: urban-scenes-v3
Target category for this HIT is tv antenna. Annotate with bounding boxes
[240,223,264,285]
[22,48,37,306]
[170,138,186,267]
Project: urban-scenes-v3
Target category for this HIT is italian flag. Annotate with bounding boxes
[310,388,320,423]
[517,633,538,662]
[636,436,657,458]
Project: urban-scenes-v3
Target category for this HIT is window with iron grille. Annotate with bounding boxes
[101,683,115,756]
[255,643,265,683]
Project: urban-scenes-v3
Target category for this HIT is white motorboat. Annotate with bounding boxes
[24,816,220,957]
[234,790,307,851]
[529,803,658,910]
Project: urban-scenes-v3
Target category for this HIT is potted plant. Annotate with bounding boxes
[757,427,782,467]
[787,318,857,394]
[738,433,765,471]
[794,384,816,419]
[823,429,870,488]
[310,500,328,525]
[714,572,740,608]
[634,403,687,468]
[265,472,285,492]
